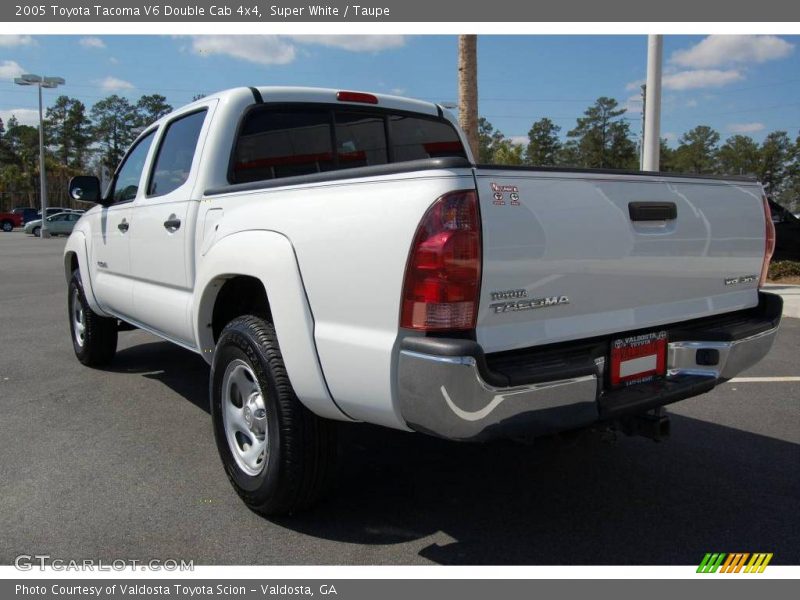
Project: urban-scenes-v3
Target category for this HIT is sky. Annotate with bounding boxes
[1,34,799,148]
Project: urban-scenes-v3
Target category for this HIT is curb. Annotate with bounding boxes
[763,284,800,319]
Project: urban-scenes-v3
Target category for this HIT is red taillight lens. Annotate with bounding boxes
[759,193,776,288]
[400,190,481,330]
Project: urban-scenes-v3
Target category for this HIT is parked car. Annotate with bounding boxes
[38,207,81,219]
[768,199,800,261]
[11,207,40,224]
[25,211,82,237]
[64,86,782,515]
[0,210,24,232]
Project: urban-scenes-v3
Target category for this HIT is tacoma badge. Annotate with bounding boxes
[490,295,570,314]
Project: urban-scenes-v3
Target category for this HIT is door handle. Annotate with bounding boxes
[163,215,181,232]
[117,219,129,232]
[628,202,677,221]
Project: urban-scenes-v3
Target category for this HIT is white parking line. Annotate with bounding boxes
[727,376,800,383]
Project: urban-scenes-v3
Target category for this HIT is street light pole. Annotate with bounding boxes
[37,83,48,237]
[13,73,65,239]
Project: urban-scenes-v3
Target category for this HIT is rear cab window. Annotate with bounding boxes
[230,105,466,184]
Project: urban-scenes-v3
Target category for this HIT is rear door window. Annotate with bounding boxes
[147,109,206,197]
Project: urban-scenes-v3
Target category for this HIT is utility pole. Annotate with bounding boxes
[458,35,479,161]
[640,84,646,170]
[642,35,663,171]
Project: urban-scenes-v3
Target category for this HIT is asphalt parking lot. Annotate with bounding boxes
[1,231,798,566]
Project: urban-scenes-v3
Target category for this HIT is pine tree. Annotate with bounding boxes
[525,118,561,166]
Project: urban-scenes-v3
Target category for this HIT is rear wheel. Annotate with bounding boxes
[68,269,118,366]
[1,220,13,232]
[210,315,338,515]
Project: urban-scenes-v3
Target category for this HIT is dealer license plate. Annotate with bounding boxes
[609,331,667,388]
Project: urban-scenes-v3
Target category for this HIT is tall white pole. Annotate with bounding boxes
[38,83,49,238]
[642,34,663,172]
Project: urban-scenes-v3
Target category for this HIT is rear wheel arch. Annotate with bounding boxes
[210,275,273,343]
[194,231,348,422]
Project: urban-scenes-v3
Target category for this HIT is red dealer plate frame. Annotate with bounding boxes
[609,331,668,388]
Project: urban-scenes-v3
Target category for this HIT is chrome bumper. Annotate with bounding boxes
[668,327,779,380]
[397,323,780,442]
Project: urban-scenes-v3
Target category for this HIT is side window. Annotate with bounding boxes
[232,109,333,183]
[110,130,156,204]
[389,115,467,162]
[147,110,207,197]
[334,111,388,168]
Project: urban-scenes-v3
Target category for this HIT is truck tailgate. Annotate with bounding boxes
[474,169,767,354]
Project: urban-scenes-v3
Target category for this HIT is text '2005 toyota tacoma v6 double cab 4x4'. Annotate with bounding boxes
[64,87,782,514]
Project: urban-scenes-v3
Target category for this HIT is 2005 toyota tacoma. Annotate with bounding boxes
[64,87,782,514]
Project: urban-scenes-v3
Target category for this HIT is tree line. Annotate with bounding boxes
[0,93,174,210]
[480,96,800,211]
[1,93,798,211]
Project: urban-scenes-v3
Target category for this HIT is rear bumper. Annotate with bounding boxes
[397,292,782,441]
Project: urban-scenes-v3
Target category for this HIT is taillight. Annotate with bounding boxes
[336,91,378,104]
[400,190,481,331]
[759,193,776,288]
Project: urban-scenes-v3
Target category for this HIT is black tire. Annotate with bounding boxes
[210,315,337,515]
[1,220,13,232]
[68,269,118,366]
[32,226,41,237]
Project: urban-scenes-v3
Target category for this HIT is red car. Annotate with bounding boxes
[0,211,24,232]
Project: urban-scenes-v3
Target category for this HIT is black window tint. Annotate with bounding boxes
[111,130,155,203]
[232,109,333,183]
[389,115,466,162]
[148,110,206,197]
[334,111,388,168]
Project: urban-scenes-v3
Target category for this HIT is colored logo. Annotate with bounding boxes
[697,553,773,573]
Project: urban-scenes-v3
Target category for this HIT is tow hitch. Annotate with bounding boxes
[618,407,670,441]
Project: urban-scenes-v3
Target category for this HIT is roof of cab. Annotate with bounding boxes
[171,86,441,117]
[146,86,443,136]
[251,86,440,116]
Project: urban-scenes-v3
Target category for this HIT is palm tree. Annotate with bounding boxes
[458,35,479,161]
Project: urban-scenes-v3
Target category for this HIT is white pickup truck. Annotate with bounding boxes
[64,87,782,514]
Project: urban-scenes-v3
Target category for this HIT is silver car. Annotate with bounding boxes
[24,212,82,237]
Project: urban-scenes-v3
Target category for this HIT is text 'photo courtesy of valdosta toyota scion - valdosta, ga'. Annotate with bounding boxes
[14,584,338,596]
[60,84,781,516]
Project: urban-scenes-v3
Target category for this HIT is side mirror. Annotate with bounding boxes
[68,175,103,205]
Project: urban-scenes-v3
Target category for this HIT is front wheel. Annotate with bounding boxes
[210,316,337,515]
[32,226,41,237]
[1,220,13,232]
[68,269,118,366]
